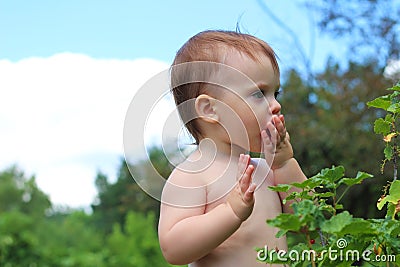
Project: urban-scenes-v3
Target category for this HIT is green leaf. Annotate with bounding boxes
[377,195,390,210]
[378,181,400,211]
[292,200,325,230]
[385,113,395,123]
[386,203,396,219]
[395,255,400,266]
[266,213,302,232]
[367,95,391,110]
[320,211,353,234]
[389,90,400,98]
[339,172,373,186]
[299,190,313,200]
[388,180,400,198]
[282,192,299,204]
[275,229,288,238]
[335,204,344,210]
[341,218,376,235]
[319,204,336,213]
[268,184,291,192]
[373,118,391,135]
[370,218,400,237]
[321,166,345,183]
[317,192,335,198]
[388,84,400,91]
[291,178,322,189]
[384,145,393,160]
[387,103,400,113]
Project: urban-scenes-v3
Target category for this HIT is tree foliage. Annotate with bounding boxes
[281,59,393,218]
[260,83,400,266]
[0,163,175,267]
[0,166,51,266]
[305,0,400,65]
[91,146,173,234]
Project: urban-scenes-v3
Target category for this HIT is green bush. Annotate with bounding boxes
[258,83,400,266]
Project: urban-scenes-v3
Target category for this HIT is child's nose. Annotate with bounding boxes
[269,98,281,115]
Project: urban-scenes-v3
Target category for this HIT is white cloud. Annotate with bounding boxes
[384,59,400,80]
[0,53,170,208]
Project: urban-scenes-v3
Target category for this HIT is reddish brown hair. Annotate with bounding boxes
[170,30,279,144]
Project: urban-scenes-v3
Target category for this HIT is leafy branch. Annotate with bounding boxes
[258,82,400,266]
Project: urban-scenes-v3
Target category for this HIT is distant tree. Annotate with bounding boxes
[0,165,51,217]
[0,210,41,266]
[305,0,400,66]
[280,59,393,218]
[0,163,175,266]
[0,166,51,265]
[92,146,174,233]
[36,210,106,267]
[257,0,399,218]
[105,211,172,267]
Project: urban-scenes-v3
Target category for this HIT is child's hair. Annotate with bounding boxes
[170,30,279,145]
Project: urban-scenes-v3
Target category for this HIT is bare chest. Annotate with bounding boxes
[204,165,285,244]
[191,160,287,266]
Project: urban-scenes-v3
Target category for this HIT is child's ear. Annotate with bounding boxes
[195,94,219,123]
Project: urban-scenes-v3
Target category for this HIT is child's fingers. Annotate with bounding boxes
[235,154,256,204]
[262,126,277,168]
[261,129,271,152]
[236,154,247,180]
[236,154,244,180]
[279,114,286,139]
[267,121,279,146]
[262,123,277,151]
[243,154,250,165]
[279,114,285,127]
[243,183,257,203]
[273,115,286,142]
[261,129,269,148]
[239,164,254,194]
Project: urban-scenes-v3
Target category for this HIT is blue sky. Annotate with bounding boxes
[0,0,343,67]
[0,0,346,208]
[3,0,263,61]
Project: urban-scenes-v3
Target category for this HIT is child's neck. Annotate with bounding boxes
[198,138,247,160]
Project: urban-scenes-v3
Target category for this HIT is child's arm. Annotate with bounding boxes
[158,154,256,265]
[273,157,306,213]
[263,115,307,213]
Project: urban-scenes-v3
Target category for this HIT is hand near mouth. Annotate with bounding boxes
[262,114,293,170]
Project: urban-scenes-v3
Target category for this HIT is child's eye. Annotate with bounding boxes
[252,90,265,99]
[274,89,281,99]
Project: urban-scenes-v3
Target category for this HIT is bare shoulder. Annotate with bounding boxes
[161,155,209,208]
[167,163,207,187]
[159,156,209,232]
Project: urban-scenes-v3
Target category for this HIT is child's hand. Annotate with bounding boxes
[227,154,257,221]
[262,115,293,170]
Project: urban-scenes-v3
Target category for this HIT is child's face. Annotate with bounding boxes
[214,51,281,152]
